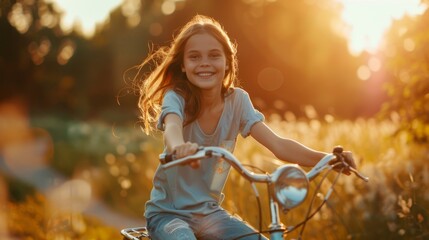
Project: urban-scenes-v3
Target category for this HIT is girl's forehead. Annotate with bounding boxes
[184,33,224,52]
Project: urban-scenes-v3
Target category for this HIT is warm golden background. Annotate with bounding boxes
[1,0,428,239]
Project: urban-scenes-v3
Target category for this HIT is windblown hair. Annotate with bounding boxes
[131,15,239,135]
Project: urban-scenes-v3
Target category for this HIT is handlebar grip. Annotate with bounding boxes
[159,153,175,164]
[159,147,206,165]
[164,154,174,164]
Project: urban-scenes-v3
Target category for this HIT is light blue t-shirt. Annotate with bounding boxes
[144,88,264,219]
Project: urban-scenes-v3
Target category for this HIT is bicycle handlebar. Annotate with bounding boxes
[160,147,271,182]
[159,146,369,183]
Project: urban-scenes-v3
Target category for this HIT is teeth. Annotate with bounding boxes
[198,72,213,77]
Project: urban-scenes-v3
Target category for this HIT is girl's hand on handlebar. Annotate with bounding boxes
[335,151,357,175]
[173,142,200,168]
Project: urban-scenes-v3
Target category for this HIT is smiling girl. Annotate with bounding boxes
[133,15,356,240]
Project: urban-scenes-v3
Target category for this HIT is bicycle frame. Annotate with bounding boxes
[121,146,368,240]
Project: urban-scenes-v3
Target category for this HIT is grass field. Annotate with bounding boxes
[2,114,428,239]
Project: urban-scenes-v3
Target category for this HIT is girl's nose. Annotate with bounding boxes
[199,56,210,66]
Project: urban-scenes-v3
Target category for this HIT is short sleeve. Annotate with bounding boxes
[156,90,185,131]
[239,90,265,137]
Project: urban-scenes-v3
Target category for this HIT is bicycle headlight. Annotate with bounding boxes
[271,165,309,211]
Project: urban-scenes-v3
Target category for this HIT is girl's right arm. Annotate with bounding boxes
[163,113,199,168]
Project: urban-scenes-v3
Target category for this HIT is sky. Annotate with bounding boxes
[47,0,427,55]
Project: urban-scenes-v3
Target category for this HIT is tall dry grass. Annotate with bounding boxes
[3,114,428,239]
[222,113,428,239]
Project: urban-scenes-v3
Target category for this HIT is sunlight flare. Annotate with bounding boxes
[47,0,123,37]
[337,0,426,55]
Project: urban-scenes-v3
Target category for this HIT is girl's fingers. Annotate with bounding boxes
[337,151,357,176]
[343,151,357,169]
[174,142,197,158]
[173,142,200,168]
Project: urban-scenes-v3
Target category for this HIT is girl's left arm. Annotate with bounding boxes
[250,122,327,167]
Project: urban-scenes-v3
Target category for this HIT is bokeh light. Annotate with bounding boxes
[0,101,54,175]
[48,179,92,212]
[357,65,371,81]
[368,56,381,72]
[121,0,142,28]
[28,38,51,65]
[161,0,176,15]
[257,67,284,91]
[57,40,76,65]
[403,38,415,52]
[7,2,32,34]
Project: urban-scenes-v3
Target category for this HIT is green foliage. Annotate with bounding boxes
[30,116,153,175]
[381,8,429,143]
[29,116,161,217]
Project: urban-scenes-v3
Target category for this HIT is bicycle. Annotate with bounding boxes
[121,146,369,240]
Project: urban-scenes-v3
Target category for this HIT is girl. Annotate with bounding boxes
[134,15,356,240]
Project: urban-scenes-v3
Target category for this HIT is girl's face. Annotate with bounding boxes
[182,32,228,92]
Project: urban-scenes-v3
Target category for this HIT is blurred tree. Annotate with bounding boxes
[0,0,122,120]
[0,0,34,102]
[381,5,429,143]
[1,0,383,121]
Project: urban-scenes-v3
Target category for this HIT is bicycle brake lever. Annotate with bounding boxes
[348,166,369,182]
[332,160,369,182]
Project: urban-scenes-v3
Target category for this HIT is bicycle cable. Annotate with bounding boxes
[231,166,268,240]
[230,182,265,240]
[242,163,267,174]
[242,163,268,240]
[299,167,343,237]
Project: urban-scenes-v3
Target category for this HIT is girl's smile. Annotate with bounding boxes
[196,72,215,77]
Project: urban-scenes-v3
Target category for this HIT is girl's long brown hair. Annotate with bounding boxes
[131,15,239,135]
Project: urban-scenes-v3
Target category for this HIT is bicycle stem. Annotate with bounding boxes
[268,186,287,240]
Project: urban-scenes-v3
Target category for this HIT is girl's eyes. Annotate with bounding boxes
[186,52,222,60]
[188,55,200,60]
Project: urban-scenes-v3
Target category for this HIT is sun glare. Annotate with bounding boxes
[47,0,123,37]
[337,0,426,56]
